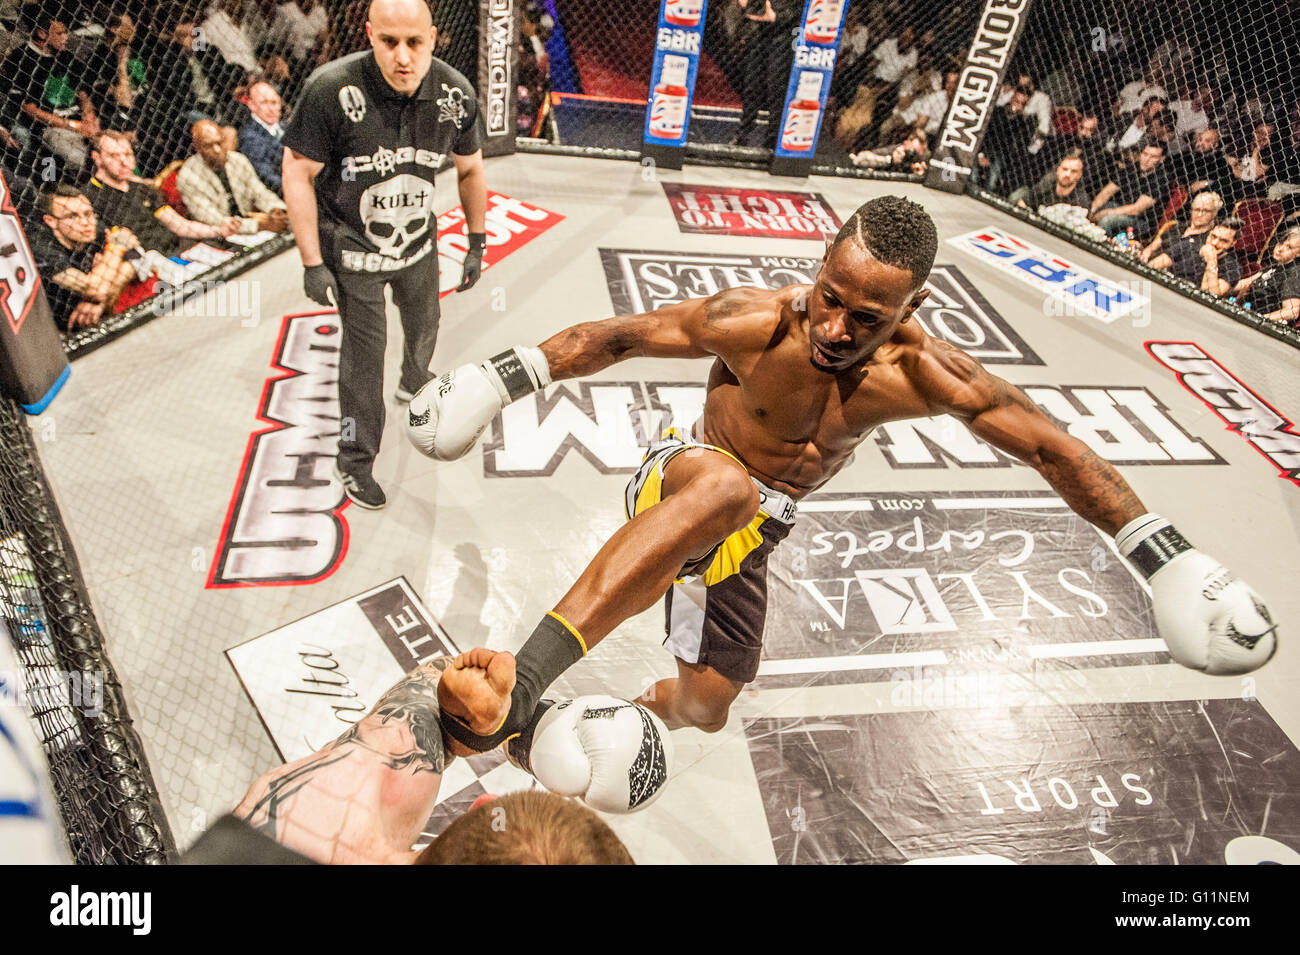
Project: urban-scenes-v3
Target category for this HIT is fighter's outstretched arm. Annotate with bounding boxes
[538,285,765,380]
[917,339,1277,676]
[406,287,765,459]
[916,339,1144,534]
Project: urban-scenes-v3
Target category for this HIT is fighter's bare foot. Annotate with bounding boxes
[438,649,516,757]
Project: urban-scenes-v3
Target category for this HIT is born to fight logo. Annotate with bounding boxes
[208,314,349,587]
[1148,341,1300,487]
[484,382,1221,477]
[599,249,1044,365]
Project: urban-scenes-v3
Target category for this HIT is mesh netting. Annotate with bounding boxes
[0,394,174,863]
[961,0,1300,321]
[2,1,477,350]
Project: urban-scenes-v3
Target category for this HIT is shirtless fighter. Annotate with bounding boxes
[407,196,1277,753]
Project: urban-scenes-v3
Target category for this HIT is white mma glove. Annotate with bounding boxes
[507,696,674,814]
[405,345,551,460]
[1116,514,1277,675]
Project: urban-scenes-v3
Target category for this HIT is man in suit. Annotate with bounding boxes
[178,119,289,235]
[239,82,286,194]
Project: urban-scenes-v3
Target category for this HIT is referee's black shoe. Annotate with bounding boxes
[334,462,387,509]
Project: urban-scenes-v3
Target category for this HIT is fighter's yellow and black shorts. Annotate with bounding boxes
[624,428,797,684]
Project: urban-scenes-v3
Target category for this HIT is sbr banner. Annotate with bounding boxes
[771,0,848,177]
[477,0,518,157]
[641,0,710,170]
[924,0,1036,194]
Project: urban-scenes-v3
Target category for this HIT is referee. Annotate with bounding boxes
[282,0,487,509]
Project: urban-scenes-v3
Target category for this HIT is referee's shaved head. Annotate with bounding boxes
[366,0,437,95]
[368,0,433,28]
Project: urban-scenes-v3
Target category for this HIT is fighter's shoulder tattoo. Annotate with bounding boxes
[703,287,759,333]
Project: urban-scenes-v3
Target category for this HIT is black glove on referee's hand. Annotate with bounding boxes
[304,263,338,307]
[457,232,487,291]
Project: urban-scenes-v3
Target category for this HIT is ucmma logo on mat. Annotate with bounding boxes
[209,313,350,588]
[1147,341,1300,487]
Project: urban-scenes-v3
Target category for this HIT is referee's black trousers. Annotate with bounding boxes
[334,256,440,476]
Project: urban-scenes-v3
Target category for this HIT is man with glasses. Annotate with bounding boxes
[1139,190,1223,263]
[29,185,139,330]
[86,130,240,257]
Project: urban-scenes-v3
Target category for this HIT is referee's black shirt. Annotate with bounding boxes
[283,50,484,271]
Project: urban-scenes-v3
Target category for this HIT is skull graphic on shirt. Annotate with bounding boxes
[359,173,432,260]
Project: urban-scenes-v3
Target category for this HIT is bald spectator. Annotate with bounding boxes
[1148,216,1242,296]
[1177,128,1235,200]
[178,120,289,235]
[238,82,286,193]
[87,130,240,256]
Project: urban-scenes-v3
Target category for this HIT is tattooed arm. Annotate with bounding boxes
[914,339,1146,535]
[538,285,780,380]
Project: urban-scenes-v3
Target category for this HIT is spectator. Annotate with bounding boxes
[1,10,101,175]
[1140,190,1223,263]
[1149,216,1242,296]
[1107,95,1169,155]
[1227,120,1279,199]
[177,119,288,234]
[878,68,955,145]
[274,0,330,66]
[238,82,285,193]
[1233,226,1300,324]
[1114,67,1168,116]
[28,184,139,330]
[203,0,262,75]
[86,8,149,135]
[1169,84,1214,153]
[997,72,1053,150]
[853,24,920,146]
[86,130,239,255]
[1089,140,1173,241]
[1176,128,1235,200]
[1011,154,1088,212]
[975,85,1037,196]
[730,0,799,148]
[136,3,249,173]
[1046,111,1109,194]
[850,129,931,175]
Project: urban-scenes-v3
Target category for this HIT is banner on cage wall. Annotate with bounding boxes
[771,0,849,173]
[642,1,710,167]
[478,0,519,157]
[923,0,1037,194]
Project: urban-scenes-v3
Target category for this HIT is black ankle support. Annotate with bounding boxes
[439,613,586,753]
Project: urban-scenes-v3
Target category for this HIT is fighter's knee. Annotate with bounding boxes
[677,699,732,734]
[693,468,760,533]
